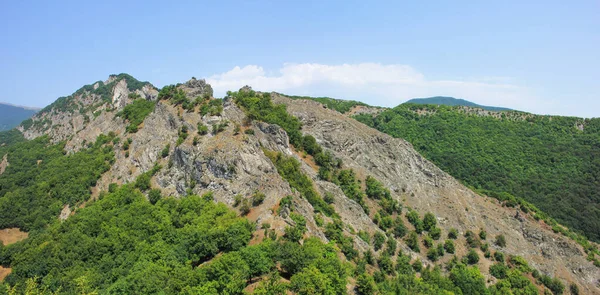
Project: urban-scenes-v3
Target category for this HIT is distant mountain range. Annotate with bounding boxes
[0,102,40,131]
[404,96,513,112]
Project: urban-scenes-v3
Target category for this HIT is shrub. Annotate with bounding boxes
[489,263,508,279]
[244,129,254,135]
[423,236,433,248]
[479,229,487,240]
[444,240,455,254]
[148,189,162,205]
[448,228,459,239]
[373,232,386,251]
[465,230,480,248]
[427,246,440,262]
[161,144,170,158]
[251,191,266,206]
[494,251,505,263]
[406,231,420,252]
[495,234,507,247]
[358,231,370,244]
[429,226,441,240]
[393,217,407,238]
[423,212,437,231]
[412,259,423,272]
[465,249,479,265]
[197,122,209,135]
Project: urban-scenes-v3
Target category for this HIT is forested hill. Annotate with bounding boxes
[405,97,512,111]
[0,104,38,131]
[355,104,600,242]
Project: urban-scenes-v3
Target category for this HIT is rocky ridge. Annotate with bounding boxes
[15,76,600,294]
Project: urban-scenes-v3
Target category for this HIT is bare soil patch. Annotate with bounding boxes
[0,227,29,245]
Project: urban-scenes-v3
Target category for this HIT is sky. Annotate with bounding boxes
[0,1,598,117]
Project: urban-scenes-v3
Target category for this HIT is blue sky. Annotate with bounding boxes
[1,0,598,117]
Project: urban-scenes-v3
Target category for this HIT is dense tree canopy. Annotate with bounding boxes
[356,104,600,242]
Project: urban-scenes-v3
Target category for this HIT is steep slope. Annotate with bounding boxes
[0,104,38,131]
[354,104,600,243]
[1,76,598,294]
[405,96,512,111]
[276,94,599,293]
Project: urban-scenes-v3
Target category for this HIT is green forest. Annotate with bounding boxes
[355,104,600,242]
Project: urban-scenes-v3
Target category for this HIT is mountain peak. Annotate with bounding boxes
[404,96,512,112]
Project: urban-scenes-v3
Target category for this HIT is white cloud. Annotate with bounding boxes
[207,63,555,114]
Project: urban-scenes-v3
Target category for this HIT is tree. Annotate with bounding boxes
[373,232,386,251]
[448,228,459,239]
[495,234,506,247]
[466,249,480,265]
[423,212,437,231]
[356,273,376,295]
[148,189,162,205]
[444,240,455,254]
[449,264,489,295]
[406,231,420,252]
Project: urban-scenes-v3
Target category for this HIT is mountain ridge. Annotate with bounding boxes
[0,103,38,132]
[404,96,513,112]
[1,74,598,294]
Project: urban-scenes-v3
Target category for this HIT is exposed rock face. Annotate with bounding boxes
[273,93,600,294]
[0,154,8,175]
[59,205,71,221]
[180,77,213,99]
[15,77,600,293]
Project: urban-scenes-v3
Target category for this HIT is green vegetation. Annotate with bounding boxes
[355,103,600,245]
[117,95,156,133]
[0,134,115,231]
[281,93,369,114]
[264,150,336,217]
[39,73,151,116]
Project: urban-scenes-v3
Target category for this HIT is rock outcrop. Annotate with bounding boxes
[0,154,8,175]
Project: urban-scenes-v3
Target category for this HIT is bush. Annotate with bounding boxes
[465,249,479,265]
[423,236,433,248]
[406,231,420,252]
[148,189,162,205]
[489,263,508,279]
[427,246,440,262]
[479,229,487,240]
[423,212,437,232]
[252,191,266,206]
[465,230,480,248]
[197,122,209,135]
[161,144,170,158]
[495,234,507,247]
[494,251,505,263]
[448,228,458,239]
[244,129,254,135]
[373,232,386,251]
[117,99,156,133]
[429,227,441,240]
[393,217,407,238]
[444,240,455,254]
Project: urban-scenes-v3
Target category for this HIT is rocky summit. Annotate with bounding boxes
[1,74,598,294]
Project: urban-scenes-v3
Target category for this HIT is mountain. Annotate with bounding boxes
[405,96,513,111]
[355,104,600,241]
[0,74,598,294]
[0,103,39,131]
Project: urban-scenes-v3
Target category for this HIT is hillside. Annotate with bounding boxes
[405,96,513,111]
[0,75,598,294]
[355,104,600,244]
[0,104,38,131]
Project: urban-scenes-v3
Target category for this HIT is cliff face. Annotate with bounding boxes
[15,76,600,293]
